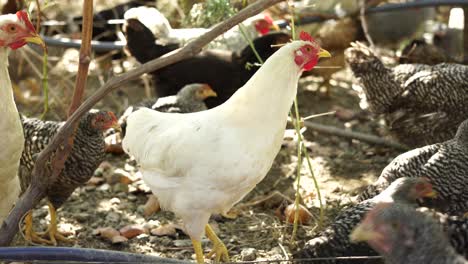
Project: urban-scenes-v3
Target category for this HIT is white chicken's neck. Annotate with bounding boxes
[222,42,303,123]
[0,48,17,114]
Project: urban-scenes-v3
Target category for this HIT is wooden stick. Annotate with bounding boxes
[0,0,285,246]
[303,120,409,151]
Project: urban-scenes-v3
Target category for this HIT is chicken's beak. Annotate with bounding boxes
[423,189,437,198]
[24,34,46,49]
[349,224,378,242]
[270,22,280,31]
[318,48,331,58]
[110,123,122,133]
[202,85,217,98]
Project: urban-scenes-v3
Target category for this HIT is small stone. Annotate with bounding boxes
[105,212,120,223]
[173,239,193,247]
[84,185,96,192]
[241,248,257,261]
[98,183,110,192]
[109,197,120,204]
[127,194,137,202]
[75,213,90,223]
[113,183,129,193]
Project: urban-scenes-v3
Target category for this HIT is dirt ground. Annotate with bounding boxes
[7,0,404,263]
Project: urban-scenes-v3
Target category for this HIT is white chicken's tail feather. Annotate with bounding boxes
[122,108,179,162]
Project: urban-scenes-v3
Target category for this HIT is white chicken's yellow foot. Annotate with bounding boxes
[36,202,72,245]
[205,224,229,263]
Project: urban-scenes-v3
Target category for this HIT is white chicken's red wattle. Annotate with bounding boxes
[122,33,330,263]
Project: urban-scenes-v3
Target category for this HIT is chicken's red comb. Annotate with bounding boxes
[299,31,315,42]
[263,13,274,25]
[16,11,36,33]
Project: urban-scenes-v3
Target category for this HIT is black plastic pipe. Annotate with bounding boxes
[0,247,191,263]
[42,0,468,51]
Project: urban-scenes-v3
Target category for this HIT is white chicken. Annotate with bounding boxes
[123,6,280,51]
[123,31,330,263]
[0,11,44,224]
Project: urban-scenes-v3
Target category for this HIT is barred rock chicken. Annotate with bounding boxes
[140,83,217,113]
[0,11,44,224]
[357,119,468,215]
[345,42,468,147]
[123,32,331,263]
[351,203,468,264]
[294,177,437,264]
[124,18,290,107]
[416,207,468,258]
[19,110,119,245]
[399,39,457,65]
[123,6,279,51]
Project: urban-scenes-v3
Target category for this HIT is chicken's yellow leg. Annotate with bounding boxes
[205,224,229,262]
[37,202,71,245]
[192,239,205,263]
[23,211,53,245]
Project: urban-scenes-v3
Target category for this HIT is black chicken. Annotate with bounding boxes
[294,177,437,264]
[345,42,468,147]
[123,18,291,108]
[357,119,468,215]
[19,110,119,245]
[351,203,467,264]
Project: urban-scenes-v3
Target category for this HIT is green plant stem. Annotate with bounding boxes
[40,53,49,119]
[238,23,264,64]
[291,98,303,242]
[302,143,323,228]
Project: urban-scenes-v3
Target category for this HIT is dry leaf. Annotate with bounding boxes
[119,225,146,239]
[150,224,178,237]
[94,227,120,240]
[144,195,160,217]
[111,235,128,244]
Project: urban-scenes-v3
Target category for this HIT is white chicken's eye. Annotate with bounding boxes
[6,25,17,33]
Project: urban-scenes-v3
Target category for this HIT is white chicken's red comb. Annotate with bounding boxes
[16,11,36,33]
[299,31,315,42]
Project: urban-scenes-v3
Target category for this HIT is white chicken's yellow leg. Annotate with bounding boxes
[37,202,71,245]
[192,239,205,263]
[205,224,229,262]
[23,211,54,245]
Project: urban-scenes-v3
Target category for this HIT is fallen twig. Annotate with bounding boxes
[0,0,285,246]
[303,120,409,151]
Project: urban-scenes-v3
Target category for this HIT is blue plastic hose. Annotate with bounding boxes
[0,247,190,263]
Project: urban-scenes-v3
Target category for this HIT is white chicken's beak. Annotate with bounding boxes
[24,35,45,48]
[318,48,331,58]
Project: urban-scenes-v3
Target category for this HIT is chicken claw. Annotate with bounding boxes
[205,224,229,262]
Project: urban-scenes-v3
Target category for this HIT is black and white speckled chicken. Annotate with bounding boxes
[294,177,437,264]
[345,42,468,147]
[357,119,468,215]
[19,110,119,245]
[351,203,468,264]
[399,39,458,65]
[416,207,468,258]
